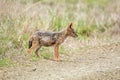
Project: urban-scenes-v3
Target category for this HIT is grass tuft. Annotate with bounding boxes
[0,58,11,67]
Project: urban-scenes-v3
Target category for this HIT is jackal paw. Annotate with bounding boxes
[54,58,60,61]
[27,50,31,54]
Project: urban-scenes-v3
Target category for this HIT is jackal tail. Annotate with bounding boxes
[28,38,32,49]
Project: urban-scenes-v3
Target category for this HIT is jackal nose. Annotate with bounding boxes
[74,34,78,38]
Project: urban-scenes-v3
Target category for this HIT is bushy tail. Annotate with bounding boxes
[28,38,32,49]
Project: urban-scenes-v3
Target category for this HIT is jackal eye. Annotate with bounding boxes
[72,30,75,33]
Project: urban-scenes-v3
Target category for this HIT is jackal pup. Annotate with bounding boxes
[27,23,78,61]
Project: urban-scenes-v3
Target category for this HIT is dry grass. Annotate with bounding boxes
[0,0,120,66]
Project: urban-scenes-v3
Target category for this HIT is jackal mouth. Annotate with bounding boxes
[74,34,78,38]
[72,33,78,38]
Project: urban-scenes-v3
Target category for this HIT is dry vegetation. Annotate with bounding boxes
[0,0,120,80]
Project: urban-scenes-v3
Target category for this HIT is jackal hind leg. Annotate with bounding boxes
[27,41,39,54]
[54,44,60,61]
[35,46,41,57]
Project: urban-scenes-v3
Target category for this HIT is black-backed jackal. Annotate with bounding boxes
[27,23,78,61]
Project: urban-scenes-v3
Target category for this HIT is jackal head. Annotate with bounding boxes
[66,23,78,38]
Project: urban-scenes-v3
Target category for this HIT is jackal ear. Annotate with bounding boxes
[68,22,73,28]
[66,23,73,33]
[67,22,73,29]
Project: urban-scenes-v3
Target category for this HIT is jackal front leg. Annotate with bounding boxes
[54,44,60,61]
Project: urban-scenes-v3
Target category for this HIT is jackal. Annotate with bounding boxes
[27,23,78,61]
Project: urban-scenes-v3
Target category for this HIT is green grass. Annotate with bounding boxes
[84,0,113,7]
[51,16,69,31]
[31,54,40,61]
[39,47,53,59]
[0,58,11,67]
[59,46,68,54]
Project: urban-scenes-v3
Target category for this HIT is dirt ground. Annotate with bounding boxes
[0,41,120,80]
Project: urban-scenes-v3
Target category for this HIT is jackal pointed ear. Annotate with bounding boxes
[67,22,73,29]
[66,23,73,33]
[68,22,73,28]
